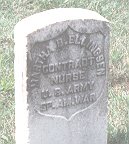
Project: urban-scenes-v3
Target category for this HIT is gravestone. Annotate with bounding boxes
[14,8,109,144]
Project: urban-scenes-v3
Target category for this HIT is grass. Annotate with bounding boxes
[0,0,129,144]
[108,84,129,144]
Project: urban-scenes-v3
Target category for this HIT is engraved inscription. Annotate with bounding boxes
[50,71,85,85]
[27,26,106,119]
[42,57,95,74]
[40,93,96,112]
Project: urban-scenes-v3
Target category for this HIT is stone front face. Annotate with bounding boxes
[26,20,109,144]
[27,23,107,120]
[14,9,109,144]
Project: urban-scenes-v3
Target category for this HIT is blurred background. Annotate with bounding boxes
[0,0,129,144]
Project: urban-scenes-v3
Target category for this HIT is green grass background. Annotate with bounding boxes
[0,0,129,144]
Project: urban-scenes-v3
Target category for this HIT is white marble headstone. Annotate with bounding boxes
[14,8,109,144]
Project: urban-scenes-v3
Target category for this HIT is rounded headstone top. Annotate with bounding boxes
[14,8,108,37]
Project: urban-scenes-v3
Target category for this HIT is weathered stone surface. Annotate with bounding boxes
[14,8,109,144]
